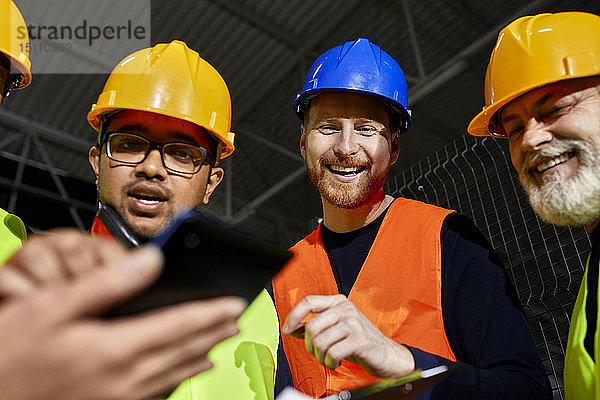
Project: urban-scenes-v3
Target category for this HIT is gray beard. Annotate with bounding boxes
[519,137,600,227]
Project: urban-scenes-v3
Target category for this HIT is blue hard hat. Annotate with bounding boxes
[293,38,411,133]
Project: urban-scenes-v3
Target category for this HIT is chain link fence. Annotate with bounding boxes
[387,134,590,399]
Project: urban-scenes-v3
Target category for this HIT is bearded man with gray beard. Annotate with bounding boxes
[270,38,550,400]
[468,12,600,400]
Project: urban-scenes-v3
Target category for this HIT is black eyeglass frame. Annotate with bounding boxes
[102,131,214,175]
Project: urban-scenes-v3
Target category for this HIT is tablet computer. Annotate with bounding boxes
[334,365,452,399]
[107,208,293,317]
[276,365,452,400]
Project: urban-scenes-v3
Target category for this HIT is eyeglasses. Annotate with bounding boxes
[105,132,213,174]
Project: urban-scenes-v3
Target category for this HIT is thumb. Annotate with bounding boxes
[56,245,163,319]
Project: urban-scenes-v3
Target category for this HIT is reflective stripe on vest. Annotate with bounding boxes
[564,254,600,400]
[91,215,279,400]
[273,197,456,398]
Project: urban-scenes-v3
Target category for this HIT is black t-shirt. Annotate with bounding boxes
[320,208,386,296]
[270,203,551,399]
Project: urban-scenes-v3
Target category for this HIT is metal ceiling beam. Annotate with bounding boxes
[409,0,553,105]
[209,0,310,53]
[439,0,491,33]
[31,134,86,229]
[0,176,95,212]
[236,0,363,121]
[411,60,469,104]
[230,166,306,226]
[239,123,304,163]
[209,187,307,234]
[0,110,91,153]
[8,133,31,213]
[0,151,69,176]
[401,0,426,79]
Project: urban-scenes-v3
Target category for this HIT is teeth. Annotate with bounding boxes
[138,198,160,205]
[329,165,361,173]
[536,153,570,173]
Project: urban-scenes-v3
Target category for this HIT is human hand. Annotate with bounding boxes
[282,294,415,378]
[0,244,246,400]
[0,228,127,298]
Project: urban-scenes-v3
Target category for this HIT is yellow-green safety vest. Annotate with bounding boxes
[0,208,27,265]
[564,254,600,399]
[168,288,279,400]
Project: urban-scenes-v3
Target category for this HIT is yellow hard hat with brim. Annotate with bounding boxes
[88,40,235,159]
[0,0,32,89]
[468,12,600,138]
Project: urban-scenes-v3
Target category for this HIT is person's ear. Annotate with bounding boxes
[389,131,400,166]
[88,146,101,184]
[300,125,307,160]
[202,167,224,204]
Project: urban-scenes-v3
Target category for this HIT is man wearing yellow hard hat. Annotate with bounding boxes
[0,2,247,400]
[468,11,600,399]
[86,39,278,399]
[0,0,32,263]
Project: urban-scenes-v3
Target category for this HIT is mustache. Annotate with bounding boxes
[319,156,369,167]
[521,138,584,172]
[123,180,172,199]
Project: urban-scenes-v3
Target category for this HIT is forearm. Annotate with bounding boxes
[407,346,550,400]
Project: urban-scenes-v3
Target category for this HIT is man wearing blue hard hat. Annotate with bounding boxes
[271,38,550,399]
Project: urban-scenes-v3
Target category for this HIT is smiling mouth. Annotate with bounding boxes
[535,152,574,173]
[129,193,167,205]
[327,164,367,175]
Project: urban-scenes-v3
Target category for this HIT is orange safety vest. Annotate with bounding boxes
[272,197,457,398]
[90,216,113,238]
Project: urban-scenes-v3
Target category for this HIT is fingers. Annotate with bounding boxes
[50,245,164,320]
[43,229,101,278]
[1,232,75,290]
[128,357,214,400]
[0,229,128,298]
[108,296,246,353]
[305,318,347,364]
[0,266,37,298]
[95,297,246,399]
[283,294,347,335]
[303,305,354,369]
[37,229,128,278]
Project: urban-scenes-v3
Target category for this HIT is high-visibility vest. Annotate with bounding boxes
[272,197,456,398]
[92,216,279,400]
[564,253,600,400]
[0,208,27,265]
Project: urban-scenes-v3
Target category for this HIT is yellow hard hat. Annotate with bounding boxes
[468,12,600,137]
[88,40,235,159]
[0,0,32,89]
